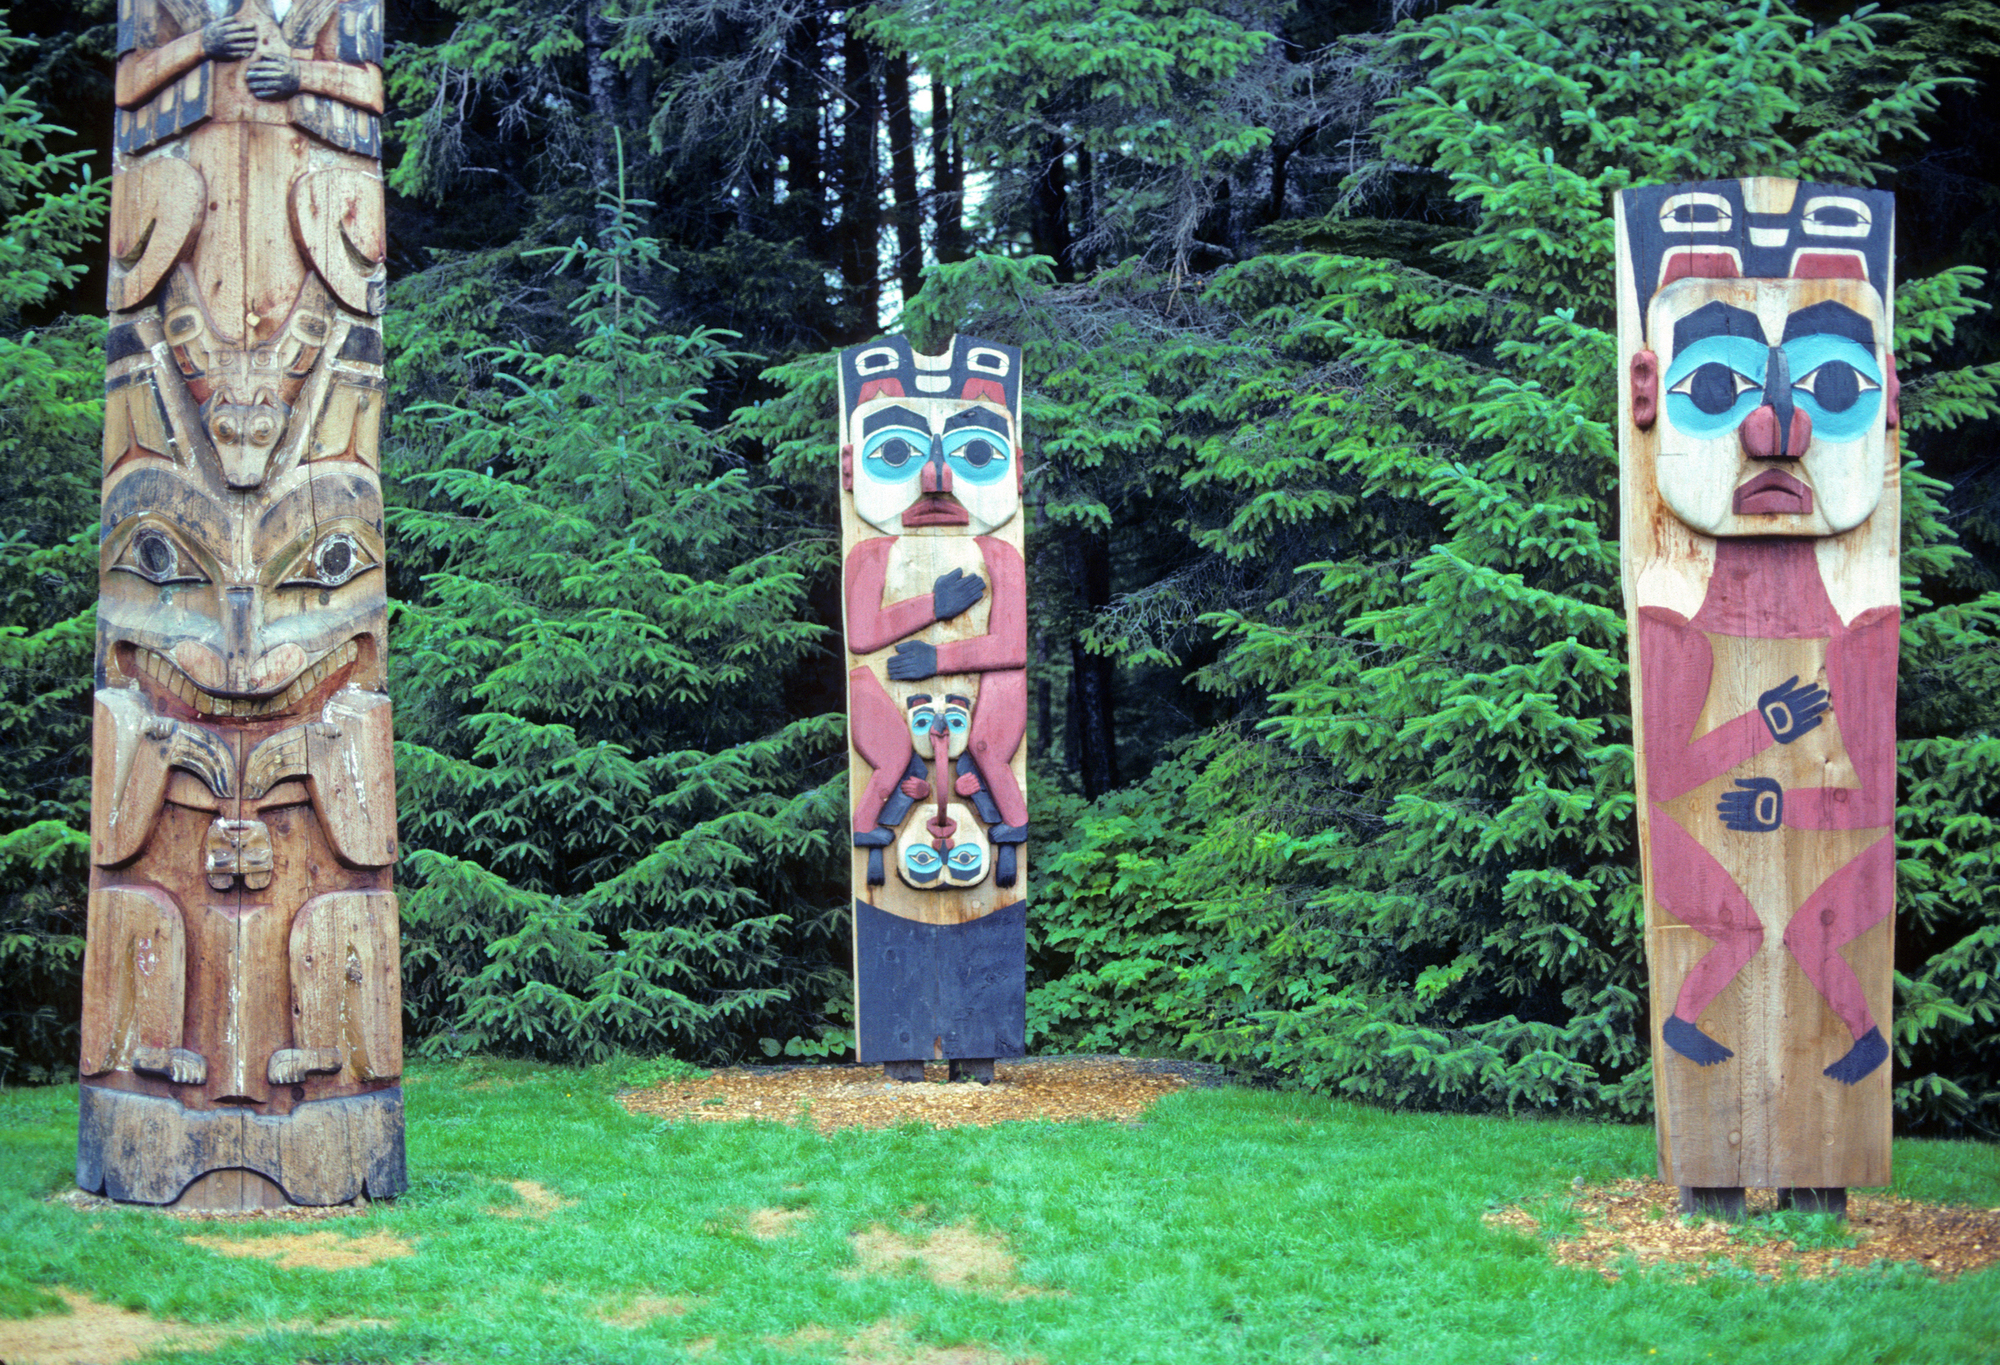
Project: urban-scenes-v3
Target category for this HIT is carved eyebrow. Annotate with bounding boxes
[944,693,972,707]
[1672,300,1763,352]
[863,406,927,436]
[1782,301,1875,347]
[904,694,933,708]
[942,409,1008,436]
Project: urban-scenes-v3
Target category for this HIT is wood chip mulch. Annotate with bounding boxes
[1486,1178,2000,1282]
[618,1056,1217,1133]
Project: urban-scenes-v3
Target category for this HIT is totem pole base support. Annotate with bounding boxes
[948,1058,994,1085]
[1679,1186,1746,1220]
[1778,1187,1848,1218]
[174,1169,290,1211]
[883,1061,926,1083]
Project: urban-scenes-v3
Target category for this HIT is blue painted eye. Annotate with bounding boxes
[1782,336,1882,442]
[1664,335,1766,439]
[910,710,936,734]
[946,845,985,873]
[862,427,931,483]
[942,428,1011,485]
[945,711,969,733]
[902,845,943,883]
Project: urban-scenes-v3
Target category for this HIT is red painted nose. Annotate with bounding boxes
[1740,405,1812,460]
[922,458,952,493]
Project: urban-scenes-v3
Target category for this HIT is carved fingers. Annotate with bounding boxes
[1758,675,1830,743]
[931,567,986,621]
[133,1046,207,1086]
[886,639,939,681]
[201,19,259,60]
[245,53,302,101]
[267,1047,341,1086]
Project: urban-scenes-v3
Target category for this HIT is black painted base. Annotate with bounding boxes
[1778,1187,1848,1218]
[948,1058,995,1084]
[883,1061,926,1083]
[854,899,1026,1064]
[1678,1186,1746,1219]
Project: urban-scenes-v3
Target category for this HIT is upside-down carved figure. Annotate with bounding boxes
[839,337,1029,1074]
[79,0,404,1208]
[1617,178,1899,1191]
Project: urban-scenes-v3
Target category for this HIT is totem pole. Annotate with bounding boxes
[78,0,404,1209]
[839,337,1029,1082]
[1617,179,1899,1213]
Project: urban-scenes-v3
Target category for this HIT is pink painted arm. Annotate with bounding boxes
[1638,606,1771,802]
[933,538,1028,674]
[844,537,937,653]
[849,667,911,832]
[1786,607,1900,829]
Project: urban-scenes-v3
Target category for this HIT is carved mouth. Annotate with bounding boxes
[902,495,970,528]
[127,640,360,718]
[1733,468,1814,516]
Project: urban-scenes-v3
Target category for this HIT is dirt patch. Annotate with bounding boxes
[0,1290,231,1365]
[846,1218,1055,1298]
[494,1179,574,1218]
[51,1186,368,1223]
[1487,1179,2000,1281]
[183,1228,416,1271]
[769,1319,1039,1364]
[748,1205,814,1239]
[621,1056,1207,1133]
[599,1294,694,1327]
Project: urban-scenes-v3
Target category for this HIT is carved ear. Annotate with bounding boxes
[1886,350,1900,429]
[841,444,855,492]
[107,159,206,312]
[1631,349,1659,430]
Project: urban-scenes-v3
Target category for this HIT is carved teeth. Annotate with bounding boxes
[139,642,358,719]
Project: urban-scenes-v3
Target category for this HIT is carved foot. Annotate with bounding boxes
[995,843,1018,888]
[1823,1026,1887,1085]
[1662,1014,1733,1066]
[132,1046,206,1085]
[267,1047,342,1085]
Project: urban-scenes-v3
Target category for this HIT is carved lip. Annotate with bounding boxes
[1733,468,1814,516]
[902,495,970,527]
[124,639,360,720]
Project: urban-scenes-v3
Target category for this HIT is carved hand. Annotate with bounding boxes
[201,18,259,60]
[886,639,938,681]
[1757,676,1829,743]
[246,53,302,101]
[132,1045,207,1085]
[1717,777,1784,833]
[932,568,986,621]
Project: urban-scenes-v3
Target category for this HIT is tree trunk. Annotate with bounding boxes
[1066,528,1118,798]
[931,78,966,264]
[836,9,880,337]
[883,51,923,302]
[584,1,621,241]
[783,9,828,262]
[1029,137,1074,282]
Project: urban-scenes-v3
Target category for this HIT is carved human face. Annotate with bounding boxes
[905,691,972,761]
[895,803,991,890]
[849,397,1019,537]
[1646,276,1889,538]
[98,462,385,720]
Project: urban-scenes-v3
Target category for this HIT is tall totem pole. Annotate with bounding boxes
[1617,179,1899,1211]
[79,0,404,1209]
[839,337,1029,1082]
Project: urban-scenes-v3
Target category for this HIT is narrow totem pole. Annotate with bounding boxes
[839,338,1029,1082]
[1616,179,1899,1214]
[79,0,404,1209]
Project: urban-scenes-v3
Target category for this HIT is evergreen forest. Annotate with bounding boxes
[3,0,1998,1136]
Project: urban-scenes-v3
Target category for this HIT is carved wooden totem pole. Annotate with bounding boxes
[840,337,1028,1082]
[79,0,404,1209]
[1617,179,1899,1212]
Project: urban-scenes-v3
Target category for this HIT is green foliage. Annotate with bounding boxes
[0,13,107,1081]
[387,173,846,1064]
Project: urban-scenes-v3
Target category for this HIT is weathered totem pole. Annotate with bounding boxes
[839,337,1029,1082]
[1616,179,1899,1213]
[78,0,404,1209]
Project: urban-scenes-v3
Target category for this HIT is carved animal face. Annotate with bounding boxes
[98,462,385,720]
[1646,277,1889,537]
[896,803,991,890]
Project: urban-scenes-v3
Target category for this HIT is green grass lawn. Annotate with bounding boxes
[2,1061,1996,1364]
